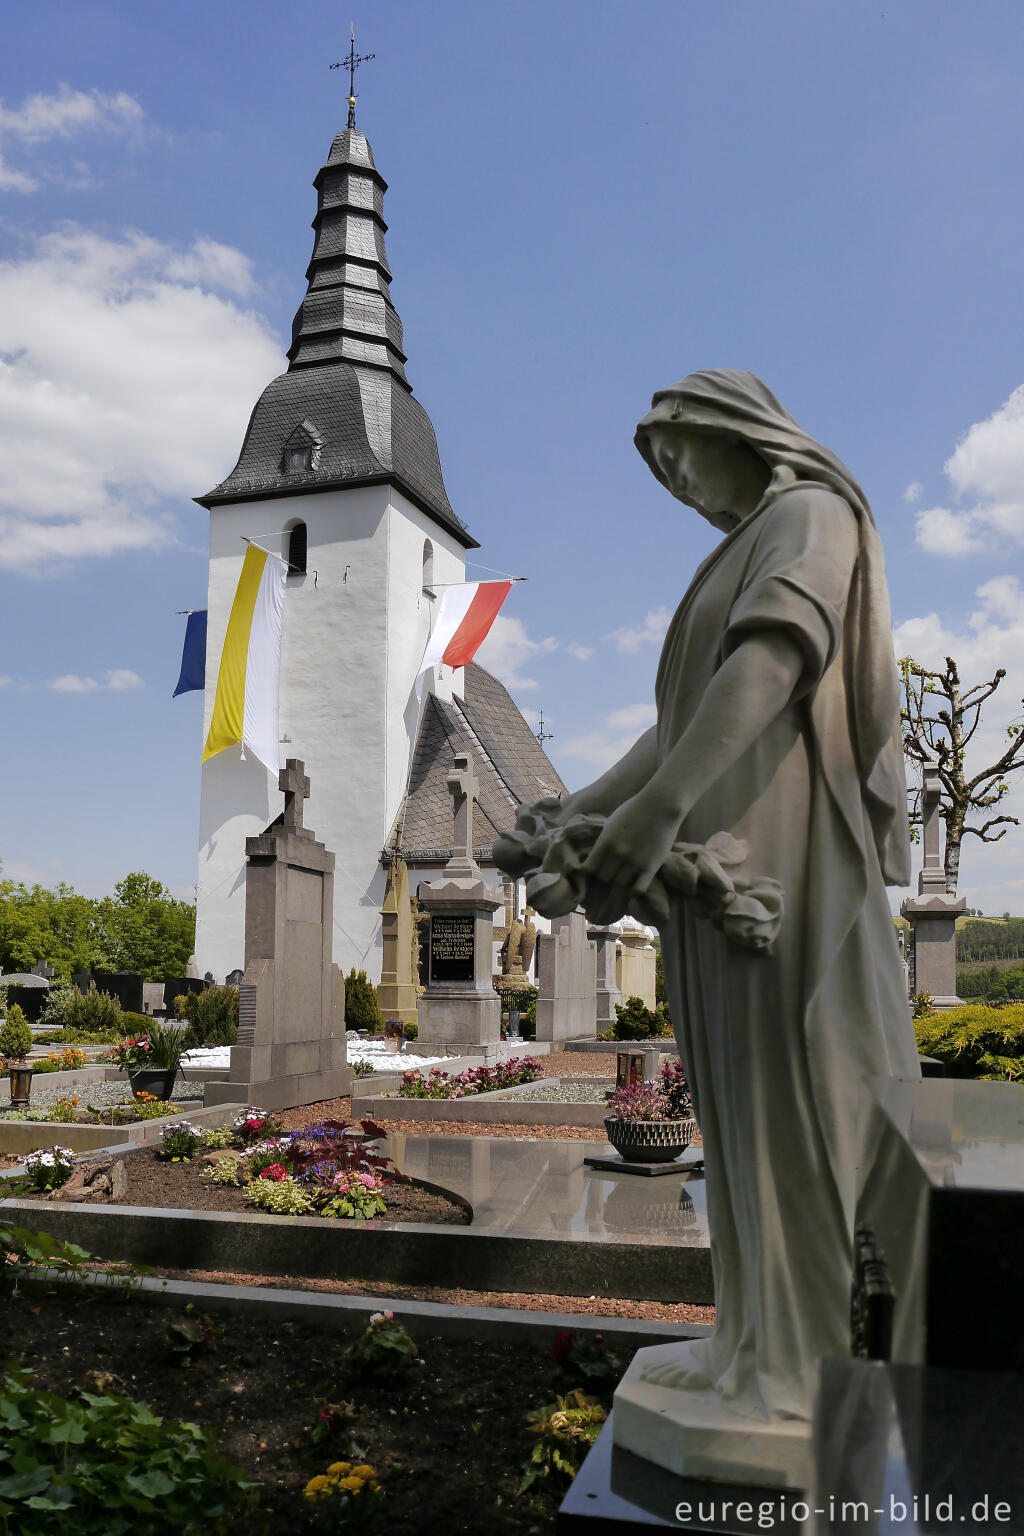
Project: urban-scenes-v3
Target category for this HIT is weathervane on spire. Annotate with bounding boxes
[330,22,375,129]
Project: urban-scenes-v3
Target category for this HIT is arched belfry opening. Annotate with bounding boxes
[422,539,435,596]
[285,519,307,574]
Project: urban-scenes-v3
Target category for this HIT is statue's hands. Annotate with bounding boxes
[581,788,682,911]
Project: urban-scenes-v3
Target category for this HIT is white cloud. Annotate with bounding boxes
[48,669,145,694]
[0,86,143,194]
[914,384,1024,554]
[609,607,671,653]
[474,615,558,691]
[0,675,10,688]
[561,702,656,774]
[566,641,595,661]
[0,226,283,573]
[903,480,923,504]
[49,674,100,693]
[606,703,657,732]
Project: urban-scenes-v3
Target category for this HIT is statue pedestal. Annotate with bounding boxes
[613,1341,812,1491]
[901,890,966,1008]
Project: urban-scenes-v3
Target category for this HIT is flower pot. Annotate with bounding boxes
[129,1068,177,1101]
[603,1115,697,1163]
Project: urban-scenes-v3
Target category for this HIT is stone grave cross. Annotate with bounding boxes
[444,755,480,876]
[918,761,947,893]
[279,759,312,839]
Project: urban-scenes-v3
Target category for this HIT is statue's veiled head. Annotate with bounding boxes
[635,368,872,534]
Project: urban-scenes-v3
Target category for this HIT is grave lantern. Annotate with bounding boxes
[615,1049,645,1091]
[8,1061,34,1109]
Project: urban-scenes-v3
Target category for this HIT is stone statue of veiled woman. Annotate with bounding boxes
[559,370,919,1482]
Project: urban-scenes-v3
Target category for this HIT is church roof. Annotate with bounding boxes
[387,663,568,863]
[197,127,476,549]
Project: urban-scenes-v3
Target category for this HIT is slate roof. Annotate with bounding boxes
[387,663,568,863]
[197,128,476,549]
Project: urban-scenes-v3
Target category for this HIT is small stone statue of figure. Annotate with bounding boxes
[531,370,919,1440]
[498,906,538,980]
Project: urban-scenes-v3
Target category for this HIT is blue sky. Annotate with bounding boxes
[2,1,1024,912]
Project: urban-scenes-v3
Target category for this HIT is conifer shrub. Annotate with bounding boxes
[0,1003,33,1059]
[67,984,123,1035]
[174,985,238,1047]
[344,969,385,1032]
[604,996,672,1041]
[914,1002,1024,1081]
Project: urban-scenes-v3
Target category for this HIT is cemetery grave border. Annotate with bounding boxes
[0,1099,241,1157]
[1,1192,713,1304]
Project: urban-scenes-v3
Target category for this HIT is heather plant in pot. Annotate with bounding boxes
[603,1059,697,1162]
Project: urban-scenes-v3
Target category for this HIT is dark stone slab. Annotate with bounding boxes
[813,1357,1024,1534]
[559,1417,806,1534]
[584,1153,704,1179]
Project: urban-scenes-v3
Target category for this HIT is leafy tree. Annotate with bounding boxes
[94,873,195,978]
[900,655,1024,893]
[344,969,385,1032]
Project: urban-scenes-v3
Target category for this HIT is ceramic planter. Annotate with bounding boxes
[129,1068,178,1101]
[603,1115,697,1163]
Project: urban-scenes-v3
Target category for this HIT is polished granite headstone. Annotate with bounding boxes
[811,1357,1024,1535]
[857,1077,1024,1372]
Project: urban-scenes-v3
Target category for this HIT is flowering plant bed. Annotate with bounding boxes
[0,1284,634,1533]
[1,1048,87,1078]
[603,1061,697,1163]
[395,1057,542,1100]
[2,1094,181,1126]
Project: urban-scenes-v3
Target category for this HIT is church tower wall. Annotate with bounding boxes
[195,485,466,981]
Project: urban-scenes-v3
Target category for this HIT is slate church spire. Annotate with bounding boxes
[197,103,475,549]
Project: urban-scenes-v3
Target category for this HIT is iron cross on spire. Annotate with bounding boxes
[330,22,375,129]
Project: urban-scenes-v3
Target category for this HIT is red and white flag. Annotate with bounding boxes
[416,581,512,699]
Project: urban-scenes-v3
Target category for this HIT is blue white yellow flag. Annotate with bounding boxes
[202,545,287,770]
[173,611,207,698]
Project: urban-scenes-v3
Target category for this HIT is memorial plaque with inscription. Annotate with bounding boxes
[430,914,476,982]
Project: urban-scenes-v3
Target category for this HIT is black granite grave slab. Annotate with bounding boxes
[584,1153,705,1178]
[559,1417,806,1534]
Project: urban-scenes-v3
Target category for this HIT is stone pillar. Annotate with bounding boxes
[536,911,598,1042]
[205,760,350,1110]
[416,756,502,1050]
[901,763,965,1008]
[588,924,622,1031]
[616,921,658,1008]
[377,855,419,1026]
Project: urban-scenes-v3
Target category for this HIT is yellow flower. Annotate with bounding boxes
[303,1475,333,1500]
[338,1475,363,1492]
[352,1464,375,1479]
[327,1461,351,1476]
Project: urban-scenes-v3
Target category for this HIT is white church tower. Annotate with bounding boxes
[194,111,478,982]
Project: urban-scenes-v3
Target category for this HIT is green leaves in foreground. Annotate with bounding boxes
[0,1365,255,1535]
[519,1389,607,1495]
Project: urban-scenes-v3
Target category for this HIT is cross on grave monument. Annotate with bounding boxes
[277,760,312,839]
[415,754,502,1051]
[901,760,965,1008]
[445,755,480,877]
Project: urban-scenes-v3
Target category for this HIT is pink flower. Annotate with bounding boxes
[259,1163,288,1182]
[356,1171,378,1189]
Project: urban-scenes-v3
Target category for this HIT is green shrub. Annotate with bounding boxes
[0,1363,253,1533]
[609,996,672,1041]
[67,984,123,1035]
[914,1003,1024,1080]
[0,1003,33,1059]
[403,1021,418,1041]
[32,1026,122,1046]
[344,969,385,1032]
[37,980,75,1031]
[174,986,238,1047]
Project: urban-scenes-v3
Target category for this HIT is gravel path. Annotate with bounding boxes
[504,1079,614,1104]
[0,1076,205,1113]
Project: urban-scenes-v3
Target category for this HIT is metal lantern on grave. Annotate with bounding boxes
[615,1049,646,1092]
[8,1060,34,1109]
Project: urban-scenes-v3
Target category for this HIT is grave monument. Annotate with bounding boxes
[900,761,965,1007]
[535,912,598,1041]
[416,756,502,1050]
[588,923,622,1030]
[205,760,349,1111]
